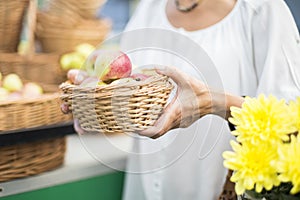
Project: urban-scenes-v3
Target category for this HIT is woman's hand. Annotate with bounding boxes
[139,66,244,139]
[60,69,89,114]
[60,69,90,135]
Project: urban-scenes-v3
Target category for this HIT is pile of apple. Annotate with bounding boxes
[60,43,96,71]
[0,72,43,101]
[67,49,152,86]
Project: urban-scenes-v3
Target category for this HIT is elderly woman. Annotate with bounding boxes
[63,0,300,199]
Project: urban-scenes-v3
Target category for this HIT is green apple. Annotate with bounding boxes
[75,43,96,58]
[3,74,23,92]
[98,81,107,86]
[60,52,85,71]
[60,54,72,70]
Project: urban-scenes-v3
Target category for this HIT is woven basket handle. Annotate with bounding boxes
[24,0,37,56]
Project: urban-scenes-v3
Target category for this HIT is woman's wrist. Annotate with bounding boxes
[223,93,244,119]
[209,90,244,120]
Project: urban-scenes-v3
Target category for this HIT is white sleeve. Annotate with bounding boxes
[252,0,300,101]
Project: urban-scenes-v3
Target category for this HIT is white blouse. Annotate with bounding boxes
[120,0,300,200]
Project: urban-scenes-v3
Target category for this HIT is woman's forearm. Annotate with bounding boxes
[223,93,244,119]
[207,88,244,120]
[193,82,244,121]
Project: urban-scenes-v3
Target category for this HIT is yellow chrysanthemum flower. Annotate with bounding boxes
[277,134,300,194]
[223,140,280,195]
[229,95,296,144]
[289,97,300,132]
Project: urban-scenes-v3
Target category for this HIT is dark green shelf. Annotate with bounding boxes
[1,171,125,200]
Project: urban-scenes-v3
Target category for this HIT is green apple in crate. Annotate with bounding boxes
[60,43,96,71]
[75,43,96,58]
[60,52,86,71]
[0,73,44,101]
[2,73,23,92]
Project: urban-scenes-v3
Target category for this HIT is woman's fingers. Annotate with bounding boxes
[155,66,190,87]
[65,70,90,135]
[138,66,209,139]
[60,103,70,114]
[74,119,86,135]
[139,109,174,138]
[139,97,180,138]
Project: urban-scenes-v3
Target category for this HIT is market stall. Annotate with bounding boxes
[0,0,129,199]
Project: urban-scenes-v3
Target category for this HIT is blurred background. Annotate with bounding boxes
[36,0,299,35]
[99,0,138,33]
[285,0,300,31]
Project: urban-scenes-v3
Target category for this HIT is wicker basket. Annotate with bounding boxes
[0,0,66,85]
[36,11,111,53]
[0,0,29,53]
[0,0,72,132]
[60,75,173,134]
[0,53,65,85]
[47,0,106,19]
[0,89,72,132]
[0,136,66,183]
[36,10,80,28]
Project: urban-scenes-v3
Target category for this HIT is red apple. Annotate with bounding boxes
[85,50,132,82]
[7,92,22,101]
[22,82,43,98]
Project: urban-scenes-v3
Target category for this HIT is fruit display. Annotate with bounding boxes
[0,0,75,185]
[60,43,96,71]
[0,73,43,102]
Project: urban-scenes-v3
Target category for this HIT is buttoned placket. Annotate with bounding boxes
[152,171,163,200]
[151,146,166,200]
